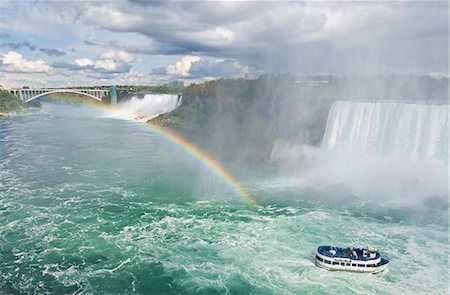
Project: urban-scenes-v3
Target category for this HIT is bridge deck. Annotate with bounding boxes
[10,88,110,102]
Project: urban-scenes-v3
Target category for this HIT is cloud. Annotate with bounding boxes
[86,69,152,84]
[84,39,98,46]
[1,0,447,86]
[94,59,124,72]
[151,67,167,75]
[52,61,86,70]
[429,71,449,79]
[99,50,135,63]
[1,40,36,51]
[166,55,201,77]
[39,48,66,57]
[92,50,134,73]
[0,51,51,73]
[75,57,94,67]
[52,58,95,71]
[52,50,134,75]
[153,55,252,79]
[82,1,448,75]
[189,58,249,78]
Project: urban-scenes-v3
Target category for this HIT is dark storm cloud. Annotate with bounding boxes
[2,40,36,51]
[40,48,66,57]
[83,1,264,57]
[83,1,448,75]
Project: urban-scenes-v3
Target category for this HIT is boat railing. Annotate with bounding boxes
[318,246,380,261]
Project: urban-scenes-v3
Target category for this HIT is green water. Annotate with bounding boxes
[0,102,448,294]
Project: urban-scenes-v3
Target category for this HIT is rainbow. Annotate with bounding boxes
[94,103,258,208]
[145,123,257,207]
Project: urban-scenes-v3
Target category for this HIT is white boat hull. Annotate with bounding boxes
[315,259,389,274]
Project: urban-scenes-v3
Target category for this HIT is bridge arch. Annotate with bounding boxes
[25,90,104,103]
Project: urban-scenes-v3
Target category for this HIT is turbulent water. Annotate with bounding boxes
[120,94,182,121]
[322,101,448,163]
[0,101,448,294]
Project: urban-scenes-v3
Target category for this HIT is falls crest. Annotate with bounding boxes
[120,94,182,121]
[321,101,448,163]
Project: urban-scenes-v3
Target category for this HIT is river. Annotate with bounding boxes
[0,101,448,294]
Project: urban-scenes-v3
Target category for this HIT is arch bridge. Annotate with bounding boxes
[10,88,114,103]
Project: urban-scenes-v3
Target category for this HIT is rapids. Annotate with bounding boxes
[0,101,448,294]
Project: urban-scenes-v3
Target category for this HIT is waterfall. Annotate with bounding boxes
[120,94,182,121]
[321,101,448,163]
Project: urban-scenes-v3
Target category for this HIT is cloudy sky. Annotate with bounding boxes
[0,0,447,87]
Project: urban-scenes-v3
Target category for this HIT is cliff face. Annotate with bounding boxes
[150,75,334,167]
[150,74,448,167]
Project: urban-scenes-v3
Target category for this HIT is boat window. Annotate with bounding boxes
[316,256,323,262]
[351,263,357,266]
[340,263,345,266]
[325,260,331,264]
[346,263,350,266]
[358,264,365,267]
[333,261,339,265]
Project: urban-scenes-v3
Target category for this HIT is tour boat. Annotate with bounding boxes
[315,245,389,274]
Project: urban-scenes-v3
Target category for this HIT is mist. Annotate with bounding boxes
[120,74,448,209]
[270,142,447,205]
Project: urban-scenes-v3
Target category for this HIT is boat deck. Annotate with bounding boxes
[318,245,380,261]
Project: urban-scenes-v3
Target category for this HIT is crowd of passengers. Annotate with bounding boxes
[320,246,378,260]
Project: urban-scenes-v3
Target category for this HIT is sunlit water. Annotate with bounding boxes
[0,102,448,294]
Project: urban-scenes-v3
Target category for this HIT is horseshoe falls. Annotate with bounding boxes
[321,101,448,163]
[269,101,449,202]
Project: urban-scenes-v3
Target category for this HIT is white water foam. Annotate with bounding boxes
[119,94,182,121]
